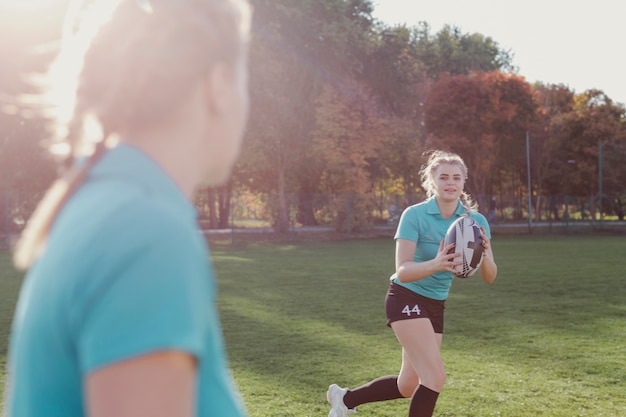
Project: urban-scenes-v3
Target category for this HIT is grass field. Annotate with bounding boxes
[1,234,625,416]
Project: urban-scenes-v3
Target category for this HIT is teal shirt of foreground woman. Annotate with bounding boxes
[7,144,245,417]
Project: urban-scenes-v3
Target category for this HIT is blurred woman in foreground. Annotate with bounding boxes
[6,0,251,416]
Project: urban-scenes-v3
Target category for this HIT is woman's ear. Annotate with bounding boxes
[202,62,233,116]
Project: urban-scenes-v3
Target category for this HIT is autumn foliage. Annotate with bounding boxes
[1,0,626,233]
[424,72,536,208]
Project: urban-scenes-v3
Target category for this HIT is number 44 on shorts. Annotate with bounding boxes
[402,304,421,317]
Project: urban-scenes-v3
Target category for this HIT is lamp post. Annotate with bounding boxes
[526,131,532,233]
[598,140,603,226]
[565,159,576,232]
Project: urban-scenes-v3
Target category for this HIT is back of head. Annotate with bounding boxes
[52,0,251,152]
[13,0,251,269]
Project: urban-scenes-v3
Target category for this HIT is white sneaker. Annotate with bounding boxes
[327,384,356,417]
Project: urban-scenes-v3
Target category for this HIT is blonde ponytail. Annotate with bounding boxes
[460,191,478,214]
[13,0,250,269]
[13,141,107,270]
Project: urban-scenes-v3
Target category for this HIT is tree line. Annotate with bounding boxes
[1,0,625,233]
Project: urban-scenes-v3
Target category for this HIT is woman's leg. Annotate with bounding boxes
[397,331,443,396]
[397,347,419,397]
[392,318,445,417]
[327,374,404,417]
[342,375,404,408]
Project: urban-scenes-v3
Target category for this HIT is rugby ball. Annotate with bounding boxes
[444,217,484,278]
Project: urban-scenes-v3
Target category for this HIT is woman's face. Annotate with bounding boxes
[203,51,250,186]
[433,162,465,203]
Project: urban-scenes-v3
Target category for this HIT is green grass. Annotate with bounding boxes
[0,251,23,407]
[2,235,625,416]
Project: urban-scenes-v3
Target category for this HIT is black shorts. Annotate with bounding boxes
[385,281,445,334]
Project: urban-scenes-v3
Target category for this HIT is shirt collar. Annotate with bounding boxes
[425,196,466,217]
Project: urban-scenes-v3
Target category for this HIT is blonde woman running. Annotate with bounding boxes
[327,150,498,417]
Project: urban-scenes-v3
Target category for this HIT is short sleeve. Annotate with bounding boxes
[394,206,419,242]
[69,202,212,374]
[471,212,491,239]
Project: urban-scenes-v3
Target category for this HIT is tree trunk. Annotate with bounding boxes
[218,183,232,229]
[207,188,218,229]
[275,169,289,232]
[297,192,318,226]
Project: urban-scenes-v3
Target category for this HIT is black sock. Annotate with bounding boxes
[343,375,403,409]
[408,385,439,417]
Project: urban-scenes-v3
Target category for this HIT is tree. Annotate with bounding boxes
[364,25,422,116]
[313,81,382,230]
[238,0,376,231]
[362,23,516,204]
[528,83,576,219]
[419,24,514,79]
[559,90,625,201]
[424,71,536,212]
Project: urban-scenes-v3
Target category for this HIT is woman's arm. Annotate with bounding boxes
[85,351,197,417]
[395,238,461,283]
[478,228,498,284]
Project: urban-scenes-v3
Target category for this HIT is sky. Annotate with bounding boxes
[371,0,626,106]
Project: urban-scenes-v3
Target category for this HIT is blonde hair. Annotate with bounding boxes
[419,150,478,213]
[14,0,251,269]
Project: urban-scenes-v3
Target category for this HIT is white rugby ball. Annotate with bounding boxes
[444,217,485,278]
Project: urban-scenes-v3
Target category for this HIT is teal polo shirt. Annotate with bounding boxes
[391,197,491,300]
[7,144,246,417]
